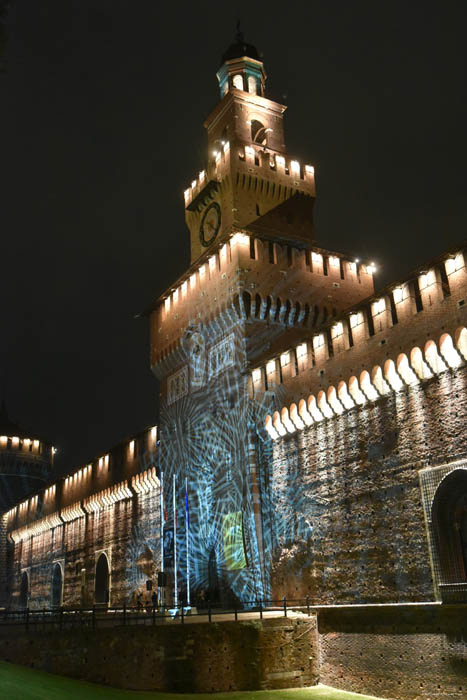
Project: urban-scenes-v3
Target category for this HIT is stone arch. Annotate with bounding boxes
[455,326,467,360]
[371,365,390,395]
[360,370,379,400]
[289,403,304,430]
[317,390,333,418]
[298,399,313,426]
[327,385,344,414]
[396,353,419,386]
[51,562,63,608]
[432,468,467,586]
[439,332,462,368]
[280,406,295,433]
[19,571,29,609]
[95,552,110,605]
[424,339,447,374]
[348,375,366,405]
[410,347,432,380]
[338,380,355,409]
[384,359,403,391]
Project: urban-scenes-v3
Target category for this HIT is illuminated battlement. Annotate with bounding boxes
[0,434,55,460]
[5,424,158,533]
[251,248,466,403]
[183,141,315,210]
[150,231,375,372]
[265,324,467,440]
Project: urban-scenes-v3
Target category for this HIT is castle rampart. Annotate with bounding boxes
[5,424,161,609]
[251,246,466,406]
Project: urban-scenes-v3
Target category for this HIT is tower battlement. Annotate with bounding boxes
[149,231,375,389]
[183,140,315,211]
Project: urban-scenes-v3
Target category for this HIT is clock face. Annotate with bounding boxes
[199,202,221,247]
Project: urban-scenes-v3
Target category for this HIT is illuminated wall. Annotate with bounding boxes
[266,361,467,604]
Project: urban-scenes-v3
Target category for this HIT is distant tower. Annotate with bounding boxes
[0,401,55,513]
[0,401,56,604]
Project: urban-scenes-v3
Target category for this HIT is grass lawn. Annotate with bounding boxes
[0,661,386,700]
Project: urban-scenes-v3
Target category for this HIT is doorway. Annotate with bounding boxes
[51,563,63,607]
[95,553,110,604]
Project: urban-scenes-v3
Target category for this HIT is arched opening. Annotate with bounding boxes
[273,297,282,323]
[338,380,355,409]
[432,469,467,594]
[19,571,29,609]
[396,353,419,386]
[51,563,63,608]
[242,291,251,318]
[251,119,267,145]
[410,347,433,380]
[95,553,110,605]
[247,75,257,95]
[371,365,390,395]
[360,370,379,400]
[455,326,467,360]
[439,333,462,368]
[425,339,447,374]
[232,74,244,90]
[254,293,261,318]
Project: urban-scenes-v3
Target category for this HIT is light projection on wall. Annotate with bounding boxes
[222,512,247,570]
[157,314,278,606]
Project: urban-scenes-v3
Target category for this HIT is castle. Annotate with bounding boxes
[1,34,466,698]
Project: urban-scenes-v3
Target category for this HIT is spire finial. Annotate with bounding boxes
[235,19,244,44]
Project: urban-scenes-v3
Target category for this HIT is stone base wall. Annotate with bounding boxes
[0,616,319,693]
[318,604,467,700]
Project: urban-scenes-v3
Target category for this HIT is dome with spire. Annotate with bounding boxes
[221,23,261,65]
[216,25,266,99]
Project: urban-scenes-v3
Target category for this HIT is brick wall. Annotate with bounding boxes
[0,617,319,692]
[318,603,467,700]
[267,364,467,604]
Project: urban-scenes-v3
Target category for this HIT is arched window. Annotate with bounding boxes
[232,74,243,90]
[19,571,29,609]
[251,119,267,145]
[432,469,467,593]
[51,563,63,608]
[247,75,257,95]
[95,553,110,605]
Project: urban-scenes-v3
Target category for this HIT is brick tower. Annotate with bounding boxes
[149,34,376,604]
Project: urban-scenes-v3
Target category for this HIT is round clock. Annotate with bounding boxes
[199,202,221,247]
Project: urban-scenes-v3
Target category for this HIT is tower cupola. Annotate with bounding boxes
[216,26,266,99]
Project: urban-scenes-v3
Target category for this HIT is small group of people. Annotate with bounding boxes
[136,590,158,611]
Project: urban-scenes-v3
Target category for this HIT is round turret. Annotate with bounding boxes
[0,402,55,513]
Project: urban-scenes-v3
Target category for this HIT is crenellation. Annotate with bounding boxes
[249,247,466,403]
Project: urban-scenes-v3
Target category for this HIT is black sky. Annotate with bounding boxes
[1,1,466,475]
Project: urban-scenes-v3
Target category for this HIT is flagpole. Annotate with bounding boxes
[185,477,190,607]
[173,473,178,609]
[159,469,164,609]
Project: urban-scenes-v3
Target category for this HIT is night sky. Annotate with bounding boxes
[1,1,466,476]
